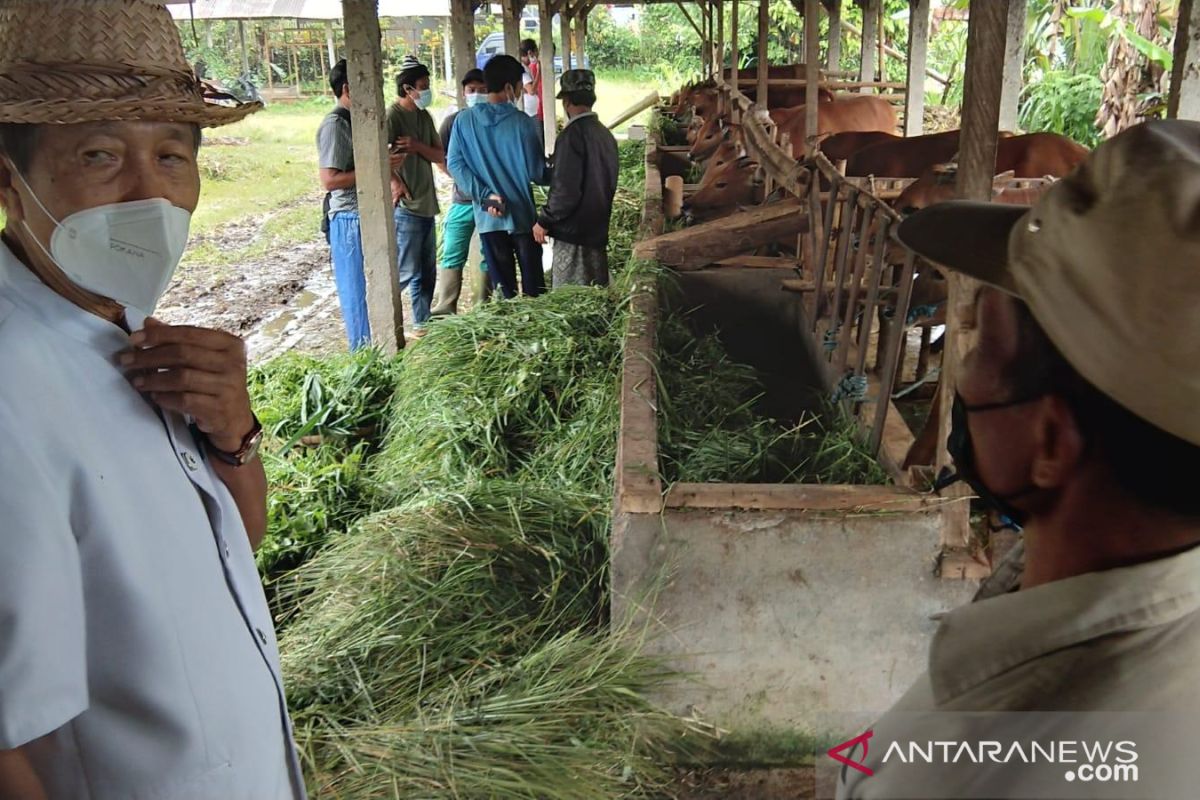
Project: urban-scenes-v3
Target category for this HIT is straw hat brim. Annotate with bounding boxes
[0,62,262,128]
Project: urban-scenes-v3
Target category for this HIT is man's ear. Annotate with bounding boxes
[0,158,25,225]
[1030,395,1087,490]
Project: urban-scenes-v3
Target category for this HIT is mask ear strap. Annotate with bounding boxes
[6,162,62,228]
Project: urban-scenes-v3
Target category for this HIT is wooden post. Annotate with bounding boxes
[757,0,769,104]
[204,19,214,49]
[715,0,724,76]
[998,0,1026,131]
[443,21,453,85]
[577,2,589,63]
[1170,0,1200,119]
[702,1,712,76]
[291,44,301,95]
[560,3,573,71]
[325,20,337,67]
[665,175,685,218]
[238,19,249,75]
[538,0,557,153]
[451,0,476,107]
[904,0,930,136]
[937,0,1011,548]
[265,30,273,90]
[877,1,885,83]
[826,0,842,70]
[731,0,739,86]
[343,0,404,353]
[502,0,523,58]
[858,0,877,93]
[804,0,820,150]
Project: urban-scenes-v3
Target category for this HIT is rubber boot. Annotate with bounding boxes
[431,268,463,316]
[474,268,493,307]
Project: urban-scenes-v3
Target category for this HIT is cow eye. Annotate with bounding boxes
[715,181,728,188]
[900,206,918,216]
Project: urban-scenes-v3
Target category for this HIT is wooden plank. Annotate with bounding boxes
[1170,0,1200,119]
[853,215,890,379]
[819,186,858,335]
[833,204,875,375]
[858,0,877,92]
[344,0,403,352]
[715,255,802,268]
[615,265,663,516]
[904,0,930,137]
[869,249,917,458]
[740,110,810,197]
[858,373,915,486]
[633,201,810,271]
[734,78,907,89]
[781,278,871,293]
[664,482,941,512]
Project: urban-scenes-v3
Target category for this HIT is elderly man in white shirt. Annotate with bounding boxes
[0,1,304,797]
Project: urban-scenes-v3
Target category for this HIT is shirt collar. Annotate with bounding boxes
[0,238,133,353]
[929,539,1200,705]
[563,111,598,129]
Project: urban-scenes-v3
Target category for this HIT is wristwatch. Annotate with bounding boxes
[206,414,264,467]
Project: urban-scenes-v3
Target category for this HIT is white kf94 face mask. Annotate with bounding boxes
[14,169,192,317]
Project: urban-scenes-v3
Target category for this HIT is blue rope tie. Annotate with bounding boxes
[906,303,942,326]
[831,373,869,404]
[823,329,839,353]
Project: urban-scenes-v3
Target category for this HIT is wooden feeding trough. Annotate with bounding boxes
[612,127,979,736]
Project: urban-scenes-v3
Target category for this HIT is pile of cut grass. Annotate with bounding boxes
[656,305,888,487]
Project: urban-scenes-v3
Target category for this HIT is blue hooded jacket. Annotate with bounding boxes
[446,100,547,235]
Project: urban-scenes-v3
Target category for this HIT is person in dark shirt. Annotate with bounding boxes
[533,69,619,287]
[432,69,490,315]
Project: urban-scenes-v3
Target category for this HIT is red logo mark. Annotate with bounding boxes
[828,730,875,777]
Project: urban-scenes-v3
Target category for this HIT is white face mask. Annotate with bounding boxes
[13,168,191,316]
[465,92,484,108]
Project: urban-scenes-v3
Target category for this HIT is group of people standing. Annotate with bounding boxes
[316,45,619,351]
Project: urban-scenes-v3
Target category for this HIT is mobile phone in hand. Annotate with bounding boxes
[481,196,504,213]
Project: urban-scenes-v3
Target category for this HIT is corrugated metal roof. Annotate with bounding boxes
[165,0,449,20]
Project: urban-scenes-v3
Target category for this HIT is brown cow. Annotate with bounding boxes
[681,155,764,221]
[699,137,746,186]
[776,96,898,158]
[689,115,741,162]
[844,129,1021,178]
[818,130,901,163]
[892,133,1088,214]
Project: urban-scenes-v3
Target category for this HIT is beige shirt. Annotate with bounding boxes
[838,539,1200,798]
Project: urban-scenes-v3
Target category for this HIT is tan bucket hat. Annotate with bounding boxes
[896,120,1200,446]
[0,0,260,127]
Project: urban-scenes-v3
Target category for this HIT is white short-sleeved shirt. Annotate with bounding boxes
[0,243,305,799]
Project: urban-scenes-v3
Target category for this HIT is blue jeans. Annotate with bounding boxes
[329,211,370,350]
[480,230,545,299]
[395,208,437,327]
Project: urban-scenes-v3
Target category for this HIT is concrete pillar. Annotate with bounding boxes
[904,0,930,136]
[858,0,877,92]
[538,0,557,153]
[205,20,214,49]
[444,21,453,85]
[343,0,404,352]
[450,0,476,107]
[826,0,842,71]
[238,19,249,75]
[1169,0,1200,119]
[998,0,1026,132]
[578,5,588,62]
[325,20,337,67]
[560,5,573,71]
[731,0,739,86]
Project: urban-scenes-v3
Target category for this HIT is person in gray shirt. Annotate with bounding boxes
[316,59,404,349]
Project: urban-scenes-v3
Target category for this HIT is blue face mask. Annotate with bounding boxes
[414,88,433,109]
[465,92,484,108]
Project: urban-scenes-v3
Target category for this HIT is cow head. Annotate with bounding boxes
[689,115,736,162]
[685,115,705,145]
[699,138,747,184]
[681,156,764,222]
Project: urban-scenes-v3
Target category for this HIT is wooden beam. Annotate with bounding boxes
[842,19,948,86]
[904,0,931,136]
[717,255,801,268]
[826,0,842,70]
[998,0,1026,132]
[715,0,725,76]
[757,0,769,103]
[674,0,705,39]
[632,201,810,271]
[664,482,942,512]
[538,0,557,153]
[1169,0,1200,119]
[804,0,820,149]
[343,0,403,352]
[450,0,475,107]
[858,0,877,92]
[735,77,906,89]
[616,284,662,515]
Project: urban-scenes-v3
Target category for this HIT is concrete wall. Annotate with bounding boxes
[612,506,975,731]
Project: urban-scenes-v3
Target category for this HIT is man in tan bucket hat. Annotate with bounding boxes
[0,1,304,797]
[836,120,1200,797]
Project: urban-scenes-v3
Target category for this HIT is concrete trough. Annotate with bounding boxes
[618,131,977,738]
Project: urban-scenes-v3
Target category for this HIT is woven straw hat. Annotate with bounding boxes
[0,0,261,127]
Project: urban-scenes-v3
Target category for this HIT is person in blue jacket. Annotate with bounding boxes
[447,54,548,298]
